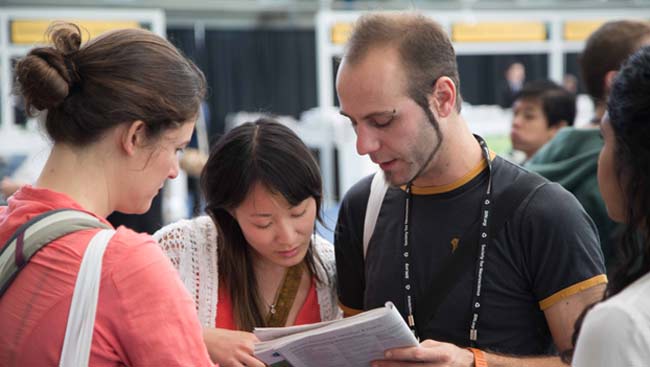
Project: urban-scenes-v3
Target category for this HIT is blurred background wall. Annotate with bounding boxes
[0,1,648,237]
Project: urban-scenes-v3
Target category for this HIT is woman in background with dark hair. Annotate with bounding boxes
[155,118,340,367]
[0,24,213,365]
[572,46,650,366]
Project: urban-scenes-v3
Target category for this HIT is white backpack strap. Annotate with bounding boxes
[363,171,389,259]
[59,229,115,367]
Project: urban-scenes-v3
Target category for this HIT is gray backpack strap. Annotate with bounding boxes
[363,172,390,259]
[0,209,110,297]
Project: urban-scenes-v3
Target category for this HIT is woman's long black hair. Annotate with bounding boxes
[605,46,650,296]
[200,117,326,331]
[564,46,650,363]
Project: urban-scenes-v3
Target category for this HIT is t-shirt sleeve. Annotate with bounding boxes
[335,175,373,313]
[106,231,214,366]
[572,303,643,367]
[516,182,607,310]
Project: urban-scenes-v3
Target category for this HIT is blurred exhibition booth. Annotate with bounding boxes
[0,2,648,237]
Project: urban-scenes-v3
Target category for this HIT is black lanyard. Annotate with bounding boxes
[402,183,417,340]
[402,135,493,345]
[469,135,493,347]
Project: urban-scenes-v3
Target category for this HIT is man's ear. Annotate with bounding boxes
[121,120,147,156]
[428,77,457,119]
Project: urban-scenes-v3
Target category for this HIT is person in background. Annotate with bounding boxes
[182,100,211,215]
[526,20,650,272]
[155,118,340,367]
[497,61,526,108]
[335,12,605,367]
[570,45,650,367]
[0,23,214,366]
[562,73,579,95]
[510,80,576,162]
[180,144,209,179]
[0,147,49,202]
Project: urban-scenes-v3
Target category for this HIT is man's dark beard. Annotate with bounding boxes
[407,105,443,184]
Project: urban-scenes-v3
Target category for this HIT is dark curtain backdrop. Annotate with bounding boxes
[456,53,548,105]
[168,28,205,69]
[331,53,549,107]
[168,27,317,139]
[565,52,585,94]
[169,27,565,134]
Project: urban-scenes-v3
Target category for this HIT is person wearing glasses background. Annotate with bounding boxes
[334,13,606,367]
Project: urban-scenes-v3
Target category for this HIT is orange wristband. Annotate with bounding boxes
[468,347,488,367]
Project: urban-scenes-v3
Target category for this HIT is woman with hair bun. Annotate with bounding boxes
[570,45,650,366]
[0,23,214,366]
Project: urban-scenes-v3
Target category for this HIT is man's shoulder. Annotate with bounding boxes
[496,157,598,239]
[492,157,585,218]
[335,173,376,248]
[340,173,375,208]
[492,155,545,188]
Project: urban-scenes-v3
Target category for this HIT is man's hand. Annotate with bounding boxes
[202,327,265,367]
[373,339,568,367]
[372,339,474,367]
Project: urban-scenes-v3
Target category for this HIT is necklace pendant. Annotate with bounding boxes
[270,305,276,315]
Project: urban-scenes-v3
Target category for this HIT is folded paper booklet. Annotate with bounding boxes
[253,301,418,367]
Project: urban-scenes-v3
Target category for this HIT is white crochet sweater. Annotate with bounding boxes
[153,216,342,327]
